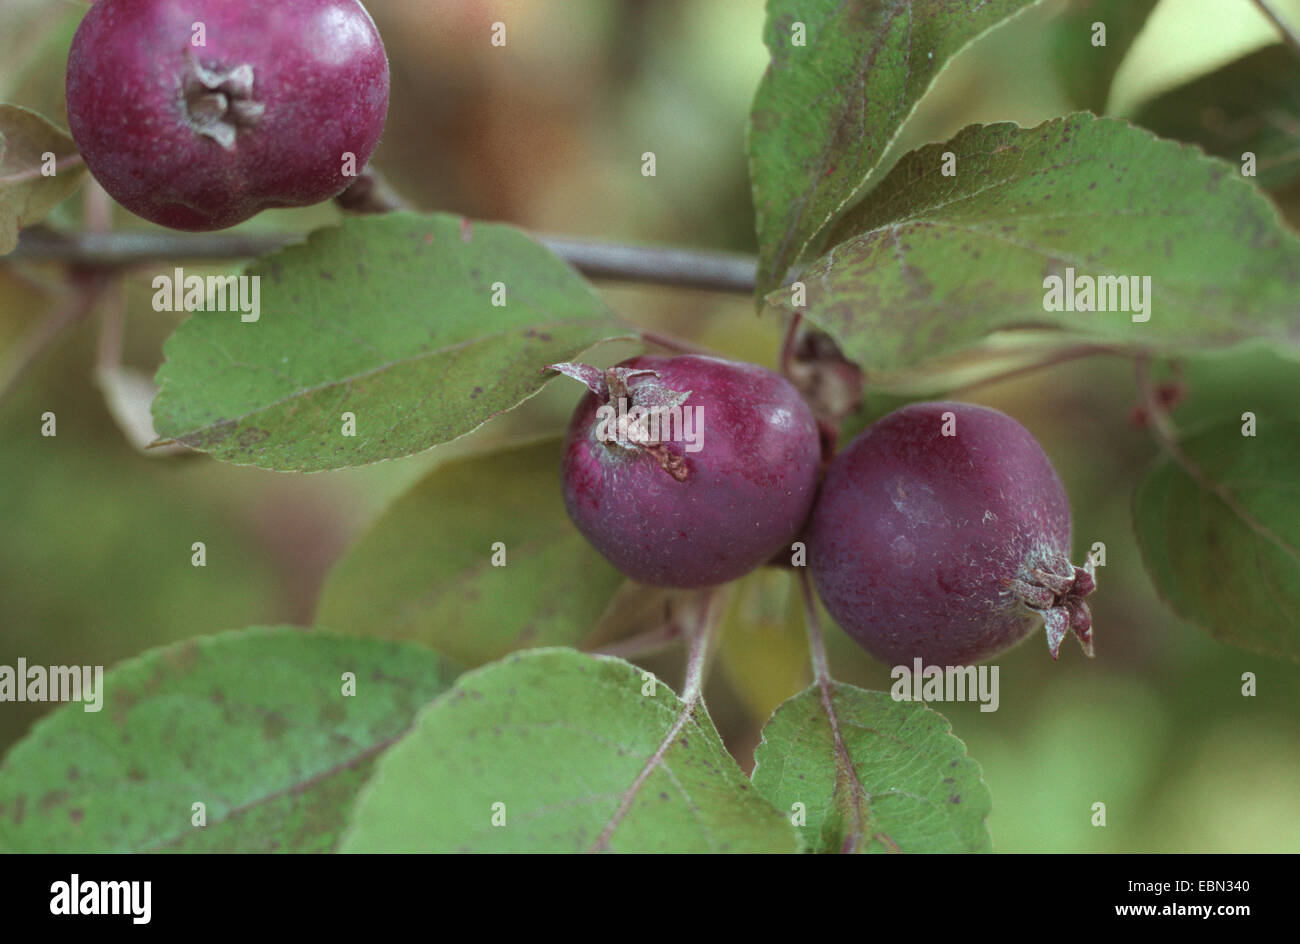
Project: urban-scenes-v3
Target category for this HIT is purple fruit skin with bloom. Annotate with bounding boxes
[558,355,821,589]
[66,0,389,231]
[808,402,1095,666]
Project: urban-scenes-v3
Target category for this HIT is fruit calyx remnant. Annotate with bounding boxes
[1007,552,1098,659]
[547,361,693,482]
[181,50,266,150]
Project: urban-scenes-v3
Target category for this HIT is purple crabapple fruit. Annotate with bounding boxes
[808,401,1096,666]
[66,0,390,231]
[553,355,821,588]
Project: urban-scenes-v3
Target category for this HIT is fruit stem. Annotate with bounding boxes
[798,567,879,854]
[680,586,725,703]
[335,166,413,214]
[797,567,832,687]
[779,310,803,378]
[95,277,126,371]
[589,620,684,659]
[944,343,1121,396]
[586,585,726,853]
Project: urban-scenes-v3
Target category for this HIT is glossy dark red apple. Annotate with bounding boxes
[66,0,390,230]
[808,401,1095,666]
[555,355,821,588]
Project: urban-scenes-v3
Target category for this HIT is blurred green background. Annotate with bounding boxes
[1,0,1298,852]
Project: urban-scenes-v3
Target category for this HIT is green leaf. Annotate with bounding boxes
[0,104,85,255]
[0,627,458,852]
[752,682,992,853]
[317,438,624,667]
[152,213,629,471]
[768,114,1300,377]
[1160,342,1300,432]
[1133,44,1300,191]
[1133,419,1300,661]
[747,0,1039,295]
[340,648,799,853]
[1050,0,1159,113]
